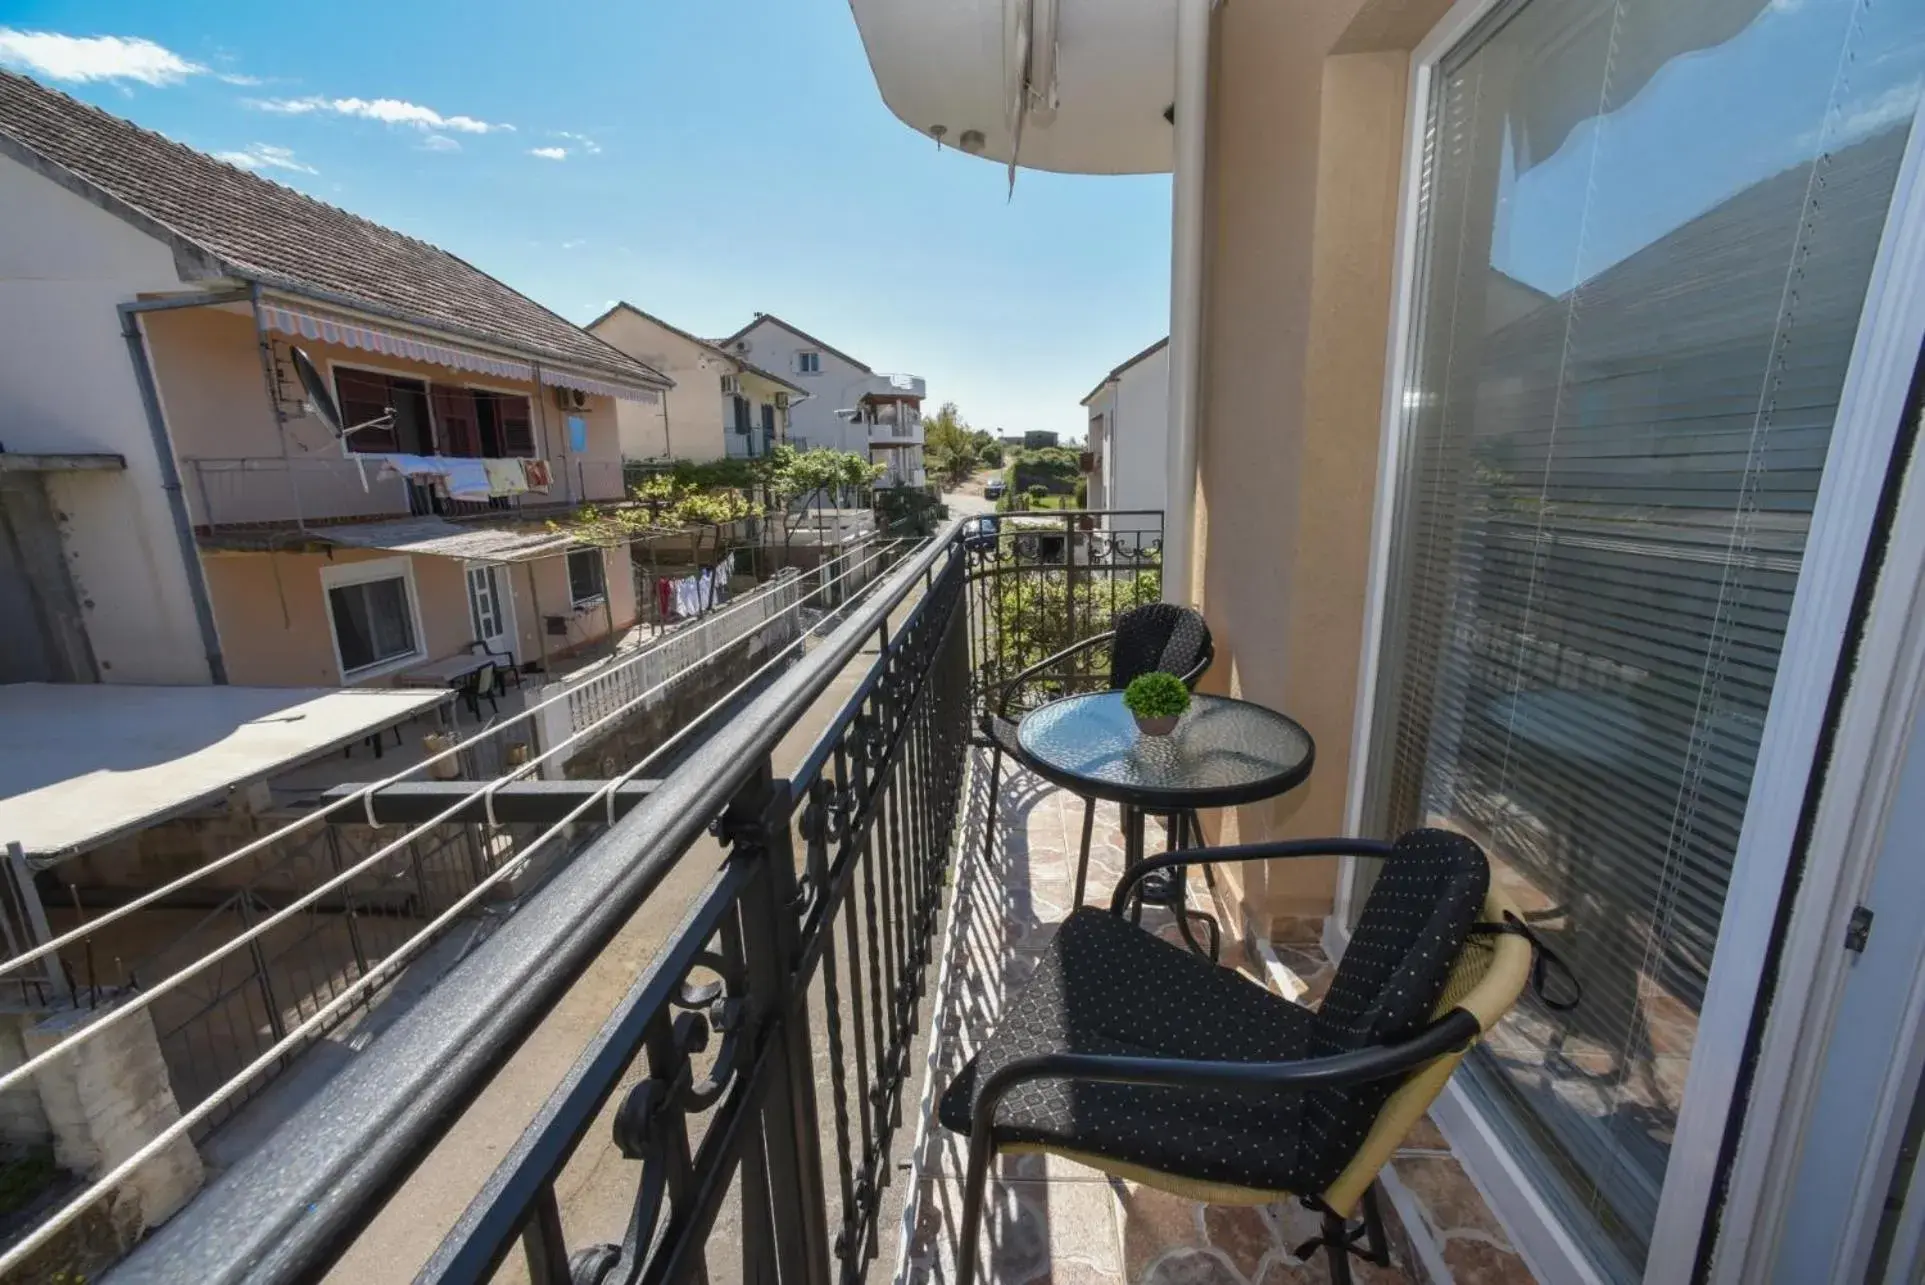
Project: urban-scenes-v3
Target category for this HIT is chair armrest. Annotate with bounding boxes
[1108,838,1398,916]
[968,1007,1481,1139]
[1178,643,1214,688]
[997,631,1115,714]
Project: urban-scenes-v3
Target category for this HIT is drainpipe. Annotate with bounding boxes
[119,294,242,684]
[1162,0,1210,605]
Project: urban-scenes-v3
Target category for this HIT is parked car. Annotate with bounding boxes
[985,477,1006,499]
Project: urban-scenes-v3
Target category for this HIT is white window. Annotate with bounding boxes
[321,558,424,680]
[567,547,607,607]
[1360,0,1925,1276]
[796,350,822,375]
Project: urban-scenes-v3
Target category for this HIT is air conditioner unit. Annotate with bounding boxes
[553,386,590,412]
[774,392,790,409]
[720,374,741,396]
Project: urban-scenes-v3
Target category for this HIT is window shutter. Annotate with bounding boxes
[335,370,399,453]
[500,395,536,458]
[431,385,482,457]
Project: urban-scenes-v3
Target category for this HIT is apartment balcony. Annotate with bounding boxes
[870,421,926,448]
[182,456,628,530]
[726,427,779,459]
[94,512,1518,1285]
[859,372,929,401]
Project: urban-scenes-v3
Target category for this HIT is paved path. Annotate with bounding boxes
[942,475,997,517]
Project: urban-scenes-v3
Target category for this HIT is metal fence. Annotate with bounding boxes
[120,820,571,1140]
[111,512,1163,1285]
[540,539,892,750]
[964,509,1167,711]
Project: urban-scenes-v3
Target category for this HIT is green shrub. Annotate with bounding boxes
[1123,671,1191,719]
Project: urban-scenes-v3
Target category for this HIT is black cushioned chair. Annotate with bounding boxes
[979,602,1214,905]
[939,828,1543,1285]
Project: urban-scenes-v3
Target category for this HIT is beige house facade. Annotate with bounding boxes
[588,302,806,464]
[0,69,665,692]
[849,1,1925,1282]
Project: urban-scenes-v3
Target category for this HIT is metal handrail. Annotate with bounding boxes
[110,523,963,1284]
[104,509,1167,1285]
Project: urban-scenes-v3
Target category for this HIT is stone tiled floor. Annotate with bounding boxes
[894,750,1537,1285]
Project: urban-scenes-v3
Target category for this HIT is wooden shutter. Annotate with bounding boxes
[335,370,399,453]
[500,394,536,457]
[431,385,482,457]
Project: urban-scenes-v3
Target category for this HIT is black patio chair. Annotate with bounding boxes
[978,602,1214,904]
[468,638,522,689]
[940,828,1561,1285]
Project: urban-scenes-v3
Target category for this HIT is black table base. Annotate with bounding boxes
[1122,807,1221,961]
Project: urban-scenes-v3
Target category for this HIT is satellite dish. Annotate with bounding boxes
[288,344,395,495]
[290,346,344,437]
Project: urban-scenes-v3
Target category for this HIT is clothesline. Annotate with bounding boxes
[374,453,555,501]
[651,564,729,622]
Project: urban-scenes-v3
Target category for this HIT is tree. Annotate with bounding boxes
[922,401,980,489]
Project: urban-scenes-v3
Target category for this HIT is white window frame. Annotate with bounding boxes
[1337,4,1925,1282]
[796,350,822,375]
[566,546,607,609]
[320,555,428,683]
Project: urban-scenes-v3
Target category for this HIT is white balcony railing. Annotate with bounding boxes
[183,456,628,528]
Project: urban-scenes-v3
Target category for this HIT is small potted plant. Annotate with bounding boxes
[1123,671,1190,737]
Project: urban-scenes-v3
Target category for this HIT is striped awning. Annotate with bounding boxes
[259,302,660,404]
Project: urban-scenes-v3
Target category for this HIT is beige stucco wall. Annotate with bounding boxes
[0,151,215,684]
[1192,0,1449,933]
[142,304,628,508]
[202,549,470,686]
[590,309,723,461]
[510,542,637,668]
[203,541,637,687]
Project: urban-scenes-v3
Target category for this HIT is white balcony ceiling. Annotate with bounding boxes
[846,0,1175,175]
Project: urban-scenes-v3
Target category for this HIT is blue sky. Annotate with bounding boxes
[0,1,1173,438]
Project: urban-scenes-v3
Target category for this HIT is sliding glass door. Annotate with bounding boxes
[1362,0,1925,1274]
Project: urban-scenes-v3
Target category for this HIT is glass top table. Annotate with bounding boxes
[1014,691,1315,958]
[1015,691,1316,811]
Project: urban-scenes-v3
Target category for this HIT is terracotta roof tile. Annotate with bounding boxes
[0,69,666,388]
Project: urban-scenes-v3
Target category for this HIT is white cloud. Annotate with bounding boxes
[551,130,602,155]
[560,238,586,250]
[1831,81,1920,145]
[420,133,460,152]
[251,95,509,134]
[0,28,205,85]
[214,143,317,175]
[529,146,568,160]
[1798,81,1921,151]
[216,71,262,86]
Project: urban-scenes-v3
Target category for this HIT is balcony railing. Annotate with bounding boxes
[725,428,777,458]
[107,511,1168,1284]
[183,457,629,529]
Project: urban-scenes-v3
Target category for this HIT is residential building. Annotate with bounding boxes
[840,1,1925,1282]
[1079,336,1168,516]
[718,312,928,486]
[0,69,669,690]
[586,302,807,463]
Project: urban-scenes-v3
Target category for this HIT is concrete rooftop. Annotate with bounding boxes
[0,682,450,863]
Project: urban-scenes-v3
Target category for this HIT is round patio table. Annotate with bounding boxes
[1015,691,1315,956]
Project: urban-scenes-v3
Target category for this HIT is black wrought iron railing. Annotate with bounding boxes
[108,511,1162,1285]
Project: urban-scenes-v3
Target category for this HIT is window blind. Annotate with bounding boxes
[1360,0,1925,1272]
